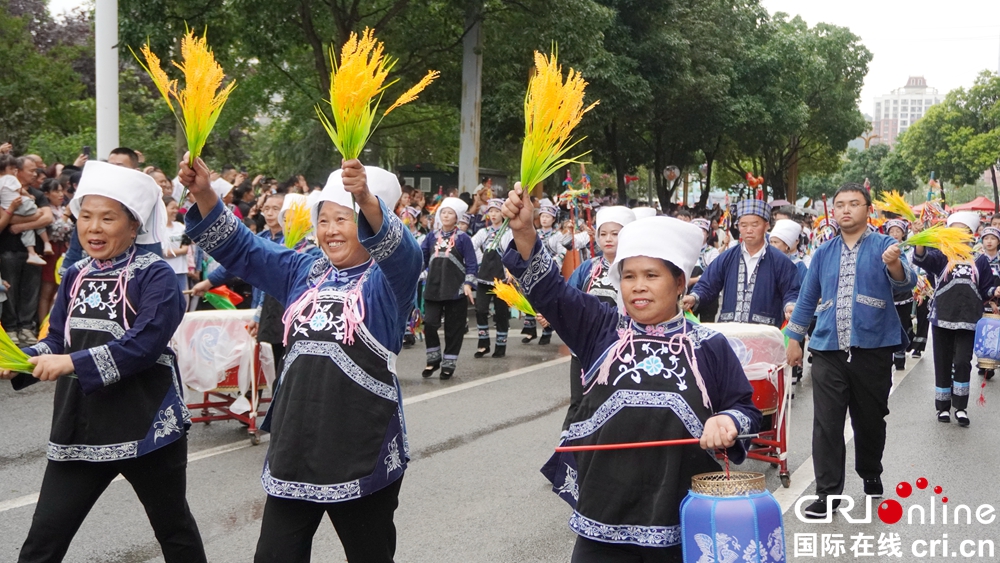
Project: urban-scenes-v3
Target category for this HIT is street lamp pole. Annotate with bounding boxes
[95,0,119,159]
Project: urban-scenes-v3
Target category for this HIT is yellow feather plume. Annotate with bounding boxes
[131,28,236,164]
[875,191,917,223]
[491,279,537,317]
[0,323,35,374]
[283,201,314,250]
[37,314,50,341]
[316,28,438,160]
[904,225,975,263]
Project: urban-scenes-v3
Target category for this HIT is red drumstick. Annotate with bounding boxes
[555,434,759,453]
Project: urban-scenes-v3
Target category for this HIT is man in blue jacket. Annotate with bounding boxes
[785,183,915,519]
[684,199,800,328]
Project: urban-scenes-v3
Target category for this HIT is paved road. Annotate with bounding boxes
[2,329,999,562]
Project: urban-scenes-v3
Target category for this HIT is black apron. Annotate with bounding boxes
[424,231,467,302]
[48,254,186,462]
[477,229,505,285]
[262,276,407,502]
[544,322,720,547]
[934,261,984,329]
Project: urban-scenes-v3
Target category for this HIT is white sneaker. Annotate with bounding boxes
[43,242,53,256]
[26,254,46,266]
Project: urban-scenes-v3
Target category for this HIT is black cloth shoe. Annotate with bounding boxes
[803,497,841,519]
[937,410,950,423]
[911,350,922,358]
[440,366,455,380]
[864,477,883,498]
[955,410,970,427]
[538,334,552,345]
[402,334,415,348]
[987,370,996,381]
[474,343,490,358]
[422,360,440,378]
[491,346,506,358]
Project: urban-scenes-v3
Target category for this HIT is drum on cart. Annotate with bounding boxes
[704,322,792,488]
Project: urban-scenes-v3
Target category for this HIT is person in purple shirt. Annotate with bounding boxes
[500,183,760,563]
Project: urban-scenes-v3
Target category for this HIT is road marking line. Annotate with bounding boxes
[0,357,564,513]
[402,356,570,406]
[772,357,919,513]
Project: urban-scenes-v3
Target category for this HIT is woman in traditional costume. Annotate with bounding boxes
[499,185,760,562]
[179,155,421,563]
[2,160,206,563]
[913,211,999,427]
[561,205,635,429]
[470,198,513,358]
[420,197,478,379]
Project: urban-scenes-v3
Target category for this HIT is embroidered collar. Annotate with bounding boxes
[326,260,369,286]
[629,313,686,337]
[838,227,871,251]
[91,246,136,271]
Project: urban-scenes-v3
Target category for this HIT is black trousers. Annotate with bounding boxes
[254,477,402,563]
[811,347,893,497]
[475,283,509,346]
[1,250,40,331]
[563,355,585,430]
[911,301,929,352]
[931,326,974,411]
[424,298,467,368]
[571,536,681,563]
[18,437,206,563]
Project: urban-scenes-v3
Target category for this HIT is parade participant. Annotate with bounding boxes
[522,199,563,344]
[470,198,513,358]
[458,212,472,233]
[913,211,999,427]
[785,183,916,518]
[688,218,720,322]
[770,218,807,284]
[500,184,760,562]
[980,226,1000,380]
[180,155,420,563]
[684,200,800,328]
[885,219,915,371]
[561,205,636,429]
[1,160,206,563]
[421,196,477,379]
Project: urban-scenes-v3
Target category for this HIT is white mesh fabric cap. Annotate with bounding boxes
[433,197,469,231]
[71,160,168,245]
[631,207,657,220]
[947,211,980,233]
[596,206,636,231]
[609,216,703,291]
[312,166,402,228]
[210,177,234,199]
[770,219,802,249]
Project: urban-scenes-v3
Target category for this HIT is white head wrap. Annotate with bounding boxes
[278,193,308,230]
[631,207,657,220]
[71,160,169,246]
[211,177,234,199]
[947,211,980,233]
[312,166,402,229]
[596,206,636,231]
[433,197,469,231]
[608,216,702,296]
[770,219,802,250]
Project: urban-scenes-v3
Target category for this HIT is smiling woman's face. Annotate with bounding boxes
[76,195,138,260]
[315,201,369,268]
[619,256,684,325]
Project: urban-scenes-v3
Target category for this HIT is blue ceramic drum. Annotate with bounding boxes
[680,472,785,563]
[974,313,1000,370]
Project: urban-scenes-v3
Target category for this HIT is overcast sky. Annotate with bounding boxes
[48,0,1000,115]
[762,0,1000,115]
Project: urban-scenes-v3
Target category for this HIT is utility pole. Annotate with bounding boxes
[457,0,483,194]
[95,0,119,159]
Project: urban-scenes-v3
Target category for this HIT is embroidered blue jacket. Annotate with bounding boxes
[185,198,421,353]
[689,244,800,328]
[503,237,761,461]
[785,233,916,351]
